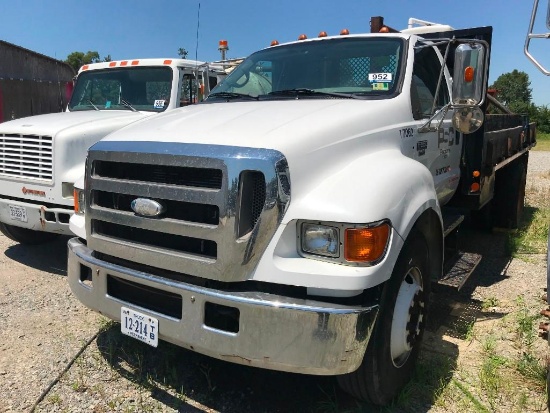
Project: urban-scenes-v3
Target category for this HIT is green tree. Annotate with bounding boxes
[65,51,110,72]
[489,70,532,107]
[490,70,550,133]
[177,48,188,59]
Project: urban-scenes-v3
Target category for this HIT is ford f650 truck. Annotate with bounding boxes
[67,17,536,404]
[0,58,226,244]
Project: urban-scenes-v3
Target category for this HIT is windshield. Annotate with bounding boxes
[209,37,404,100]
[69,66,173,112]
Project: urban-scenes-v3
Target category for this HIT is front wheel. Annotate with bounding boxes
[0,223,60,245]
[337,232,430,405]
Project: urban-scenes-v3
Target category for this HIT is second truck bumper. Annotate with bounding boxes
[67,237,379,375]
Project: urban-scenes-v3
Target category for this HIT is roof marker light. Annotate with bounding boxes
[340,29,350,35]
[108,62,116,67]
[131,60,139,65]
[120,61,128,66]
[298,34,307,40]
[163,59,172,65]
[318,31,328,37]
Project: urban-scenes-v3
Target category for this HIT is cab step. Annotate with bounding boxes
[438,251,482,290]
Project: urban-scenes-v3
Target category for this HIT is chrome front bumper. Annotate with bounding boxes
[68,237,379,375]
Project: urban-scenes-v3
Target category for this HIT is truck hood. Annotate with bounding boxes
[98,99,412,210]
[101,99,409,153]
[0,110,149,136]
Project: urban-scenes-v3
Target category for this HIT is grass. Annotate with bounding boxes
[533,132,550,151]
[417,296,548,413]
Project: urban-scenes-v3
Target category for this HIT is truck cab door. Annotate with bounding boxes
[408,45,461,205]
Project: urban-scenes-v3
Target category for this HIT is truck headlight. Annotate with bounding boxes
[300,223,339,258]
[73,188,85,215]
[298,220,391,265]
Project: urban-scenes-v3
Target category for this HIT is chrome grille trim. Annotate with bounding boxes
[86,141,290,283]
[0,134,53,181]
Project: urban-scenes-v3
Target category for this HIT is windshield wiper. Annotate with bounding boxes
[208,91,259,101]
[120,99,138,112]
[87,100,100,111]
[267,88,354,99]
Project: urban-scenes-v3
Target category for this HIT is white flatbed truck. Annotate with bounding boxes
[68,17,535,404]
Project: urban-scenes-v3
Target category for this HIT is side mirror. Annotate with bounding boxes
[452,42,487,106]
[547,0,550,30]
[451,42,487,134]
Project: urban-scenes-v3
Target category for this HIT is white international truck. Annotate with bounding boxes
[0,58,226,244]
[67,17,536,404]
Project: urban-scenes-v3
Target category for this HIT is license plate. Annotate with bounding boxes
[8,205,28,222]
[121,307,158,347]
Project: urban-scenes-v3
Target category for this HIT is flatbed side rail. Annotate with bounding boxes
[483,119,536,173]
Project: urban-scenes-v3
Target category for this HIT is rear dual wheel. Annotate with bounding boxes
[338,232,430,405]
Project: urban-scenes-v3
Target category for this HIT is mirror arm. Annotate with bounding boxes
[418,104,450,133]
[430,40,452,115]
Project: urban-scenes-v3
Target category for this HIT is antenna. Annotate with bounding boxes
[195,2,200,62]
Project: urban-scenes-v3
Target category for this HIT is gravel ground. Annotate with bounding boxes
[0,151,548,413]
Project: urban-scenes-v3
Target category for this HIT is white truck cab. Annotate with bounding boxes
[0,58,226,244]
[68,17,535,405]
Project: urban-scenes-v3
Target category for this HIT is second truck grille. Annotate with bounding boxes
[0,133,53,180]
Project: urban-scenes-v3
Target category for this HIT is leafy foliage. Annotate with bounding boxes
[65,51,112,72]
[490,70,532,106]
[490,69,550,133]
[177,48,188,59]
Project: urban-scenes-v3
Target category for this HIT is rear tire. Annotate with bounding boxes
[0,223,59,245]
[337,232,430,405]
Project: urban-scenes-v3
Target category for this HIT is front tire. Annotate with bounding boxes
[337,232,430,405]
[0,222,60,245]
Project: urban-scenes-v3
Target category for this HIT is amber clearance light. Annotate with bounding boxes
[464,66,475,83]
[344,223,390,262]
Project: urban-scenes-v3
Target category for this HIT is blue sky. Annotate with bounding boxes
[2,0,550,106]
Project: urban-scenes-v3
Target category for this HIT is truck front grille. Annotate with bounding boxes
[0,133,53,181]
[86,141,290,283]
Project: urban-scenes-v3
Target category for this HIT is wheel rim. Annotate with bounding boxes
[390,267,425,368]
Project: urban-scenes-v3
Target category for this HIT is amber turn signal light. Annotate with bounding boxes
[464,66,474,83]
[344,223,390,262]
[73,188,80,213]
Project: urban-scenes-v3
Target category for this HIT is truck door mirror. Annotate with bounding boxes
[451,42,487,134]
[452,42,487,106]
[547,0,550,29]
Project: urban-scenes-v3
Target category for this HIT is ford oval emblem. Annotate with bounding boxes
[130,198,166,218]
